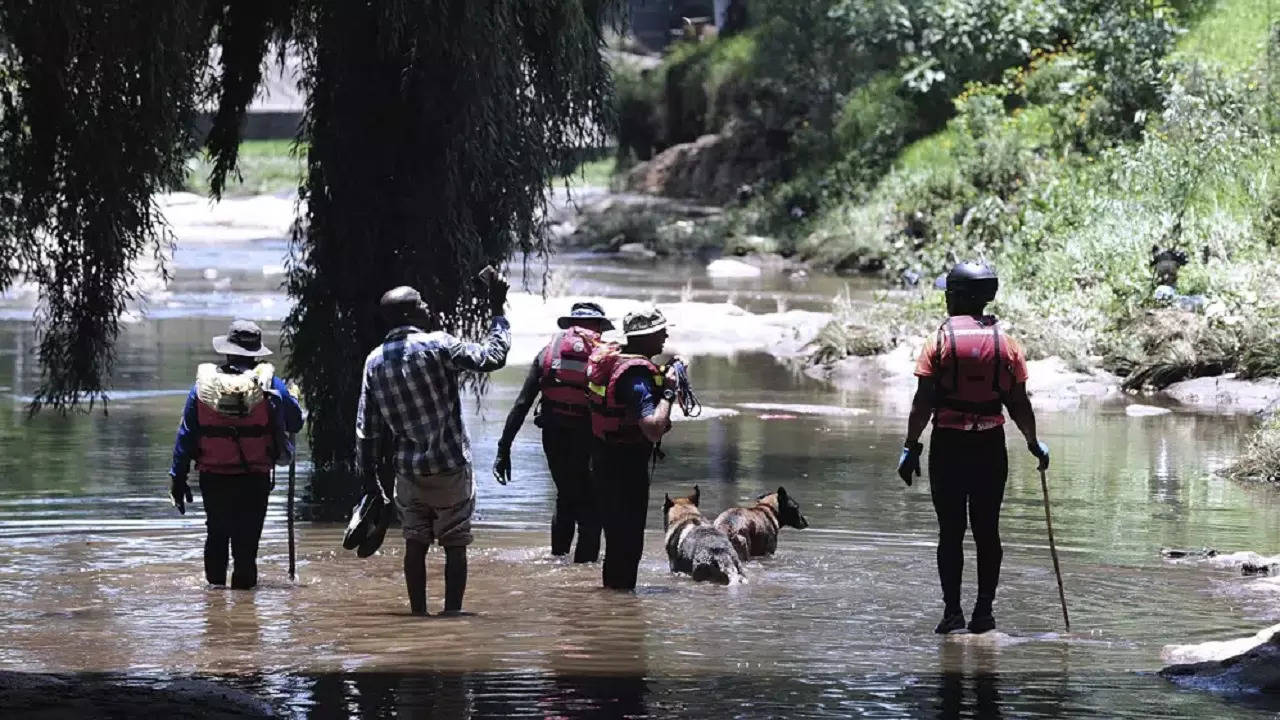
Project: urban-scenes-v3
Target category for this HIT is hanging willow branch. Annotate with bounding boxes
[0,0,211,411]
[0,1,620,498]
[283,0,619,488]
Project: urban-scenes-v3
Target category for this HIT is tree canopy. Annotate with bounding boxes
[0,0,618,493]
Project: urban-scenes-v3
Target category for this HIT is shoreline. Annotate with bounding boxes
[804,337,1280,418]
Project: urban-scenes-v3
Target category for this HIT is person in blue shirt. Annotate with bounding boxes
[169,320,304,589]
[588,309,681,590]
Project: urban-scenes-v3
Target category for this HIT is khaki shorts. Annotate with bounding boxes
[394,464,476,547]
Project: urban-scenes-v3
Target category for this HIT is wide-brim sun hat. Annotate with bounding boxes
[212,319,273,357]
[557,301,615,331]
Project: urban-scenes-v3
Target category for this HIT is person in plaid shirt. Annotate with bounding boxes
[356,277,510,616]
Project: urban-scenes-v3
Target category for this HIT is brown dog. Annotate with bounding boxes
[714,487,809,561]
[663,486,746,585]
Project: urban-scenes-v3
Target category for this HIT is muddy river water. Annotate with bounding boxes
[1,219,1280,717]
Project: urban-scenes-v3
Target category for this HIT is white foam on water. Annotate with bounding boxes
[1125,404,1172,417]
[737,403,869,417]
[1161,622,1280,665]
[670,406,739,422]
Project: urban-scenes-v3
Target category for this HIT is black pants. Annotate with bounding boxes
[590,439,652,590]
[543,423,601,562]
[199,472,272,589]
[928,428,1008,612]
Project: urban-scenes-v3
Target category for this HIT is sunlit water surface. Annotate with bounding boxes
[0,237,1277,718]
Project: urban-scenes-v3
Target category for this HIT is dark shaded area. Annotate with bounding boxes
[6,669,1271,718]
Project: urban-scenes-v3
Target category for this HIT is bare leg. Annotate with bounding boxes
[404,539,429,615]
[443,545,467,613]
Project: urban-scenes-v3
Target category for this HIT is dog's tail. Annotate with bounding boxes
[693,547,747,586]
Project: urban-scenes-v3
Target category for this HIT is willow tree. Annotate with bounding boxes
[0,1,618,499]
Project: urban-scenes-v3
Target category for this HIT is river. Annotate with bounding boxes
[0,209,1278,718]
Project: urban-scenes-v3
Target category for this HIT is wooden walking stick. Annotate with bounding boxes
[287,435,297,582]
[1039,467,1070,631]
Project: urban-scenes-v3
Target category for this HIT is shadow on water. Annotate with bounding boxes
[7,667,1279,718]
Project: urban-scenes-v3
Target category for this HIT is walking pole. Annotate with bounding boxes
[287,435,297,582]
[1039,467,1070,632]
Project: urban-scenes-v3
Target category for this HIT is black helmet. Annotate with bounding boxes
[937,262,999,303]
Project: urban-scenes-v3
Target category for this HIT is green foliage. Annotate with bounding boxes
[0,2,621,488]
[1174,0,1274,74]
[1224,415,1280,484]
[0,0,212,410]
[185,140,306,197]
[807,0,1280,389]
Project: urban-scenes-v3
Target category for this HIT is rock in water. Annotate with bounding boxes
[706,258,762,278]
[1161,631,1280,697]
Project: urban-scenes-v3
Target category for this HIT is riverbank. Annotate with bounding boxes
[802,335,1280,419]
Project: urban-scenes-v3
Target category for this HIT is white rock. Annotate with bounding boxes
[706,258,763,278]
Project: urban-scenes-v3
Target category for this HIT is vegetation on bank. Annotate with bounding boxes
[184,142,616,197]
[616,0,1280,393]
[185,139,304,196]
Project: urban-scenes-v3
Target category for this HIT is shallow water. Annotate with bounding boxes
[0,231,1278,717]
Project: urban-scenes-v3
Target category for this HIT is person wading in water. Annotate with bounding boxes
[356,278,510,616]
[494,302,612,561]
[169,320,304,589]
[586,308,682,591]
[897,262,1050,634]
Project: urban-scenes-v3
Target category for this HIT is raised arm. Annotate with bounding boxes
[445,316,511,373]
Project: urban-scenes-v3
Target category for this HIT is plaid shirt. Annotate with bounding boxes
[356,317,510,479]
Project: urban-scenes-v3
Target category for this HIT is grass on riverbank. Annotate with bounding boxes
[802,0,1280,389]
[1226,416,1280,483]
[184,141,617,197]
[184,139,305,196]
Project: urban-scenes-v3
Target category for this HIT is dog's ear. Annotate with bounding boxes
[1150,244,1159,261]
[777,486,787,501]
[663,493,673,512]
[692,485,701,505]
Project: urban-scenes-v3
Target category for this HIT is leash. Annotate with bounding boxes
[1040,467,1070,632]
[651,360,702,475]
[672,360,702,418]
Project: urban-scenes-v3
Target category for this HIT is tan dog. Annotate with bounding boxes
[714,487,810,561]
[663,486,745,585]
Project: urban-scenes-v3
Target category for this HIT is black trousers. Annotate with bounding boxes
[590,439,652,590]
[928,427,1008,611]
[542,423,601,562]
[199,472,272,589]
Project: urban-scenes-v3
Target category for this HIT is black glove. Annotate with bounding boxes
[170,476,193,515]
[897,441,923,486]
[493,445,512,485]
[1029,440,1050,471]
[481,267,509,317]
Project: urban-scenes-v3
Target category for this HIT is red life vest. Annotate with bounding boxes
[195,364,276,475]
[539,327,600,420]
[932,315,1015,432]
[586,344,663,444]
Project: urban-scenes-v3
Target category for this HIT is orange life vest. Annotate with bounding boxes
[586,344,663,444]
[195,364,276,475]
[539,327,600,420]
[932,315,1014,432]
